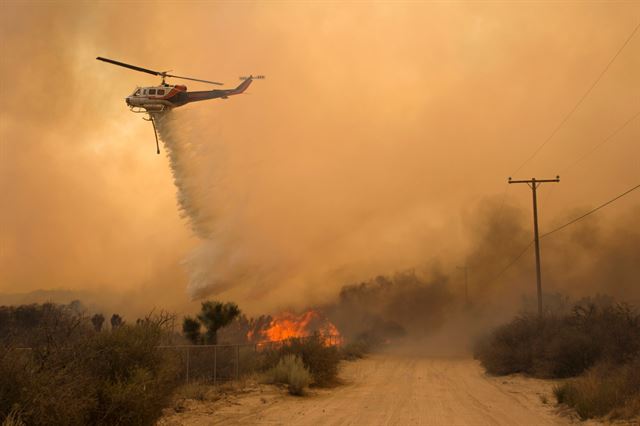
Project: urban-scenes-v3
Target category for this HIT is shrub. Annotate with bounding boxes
[554,357,640,420]
[0,304,181,426]
[474,301,640,378]
[264,354,311,396]
[340,336,372,360]
[282,334,340,386]
[260,334,341,387]
[84,323,181,425]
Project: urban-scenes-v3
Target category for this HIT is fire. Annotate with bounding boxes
[248,309,342,346]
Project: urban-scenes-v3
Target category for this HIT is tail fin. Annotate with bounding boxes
[232,77,253,95]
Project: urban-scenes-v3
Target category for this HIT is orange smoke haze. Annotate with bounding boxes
[0,2,638,318]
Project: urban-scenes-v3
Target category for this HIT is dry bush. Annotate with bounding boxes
[554,357,640,420]
[262,334,341,387]
[83,323,181,425]
[1,409,25,426]
[340,335,373,360]
[264,354,311,396]
[0,303,181,426]
[474,301,640,378]
[328,272,450,343]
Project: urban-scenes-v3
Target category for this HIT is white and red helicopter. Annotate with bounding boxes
[97,56,263,154]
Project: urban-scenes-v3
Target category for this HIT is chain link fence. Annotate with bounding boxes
[158,335,342,385]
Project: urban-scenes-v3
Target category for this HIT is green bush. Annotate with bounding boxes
[264,354,312,396]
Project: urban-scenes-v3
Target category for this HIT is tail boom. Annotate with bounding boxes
[185,77,253,104]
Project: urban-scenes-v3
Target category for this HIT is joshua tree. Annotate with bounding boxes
[110,313,124,329]
[91,313,105,332]
[182,316,201,344]
[197,301,241,344]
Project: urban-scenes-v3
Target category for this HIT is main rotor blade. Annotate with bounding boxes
[166,74,223,85]
[96,57,161,77]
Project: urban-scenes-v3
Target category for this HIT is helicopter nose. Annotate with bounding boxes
[125,97,132,106]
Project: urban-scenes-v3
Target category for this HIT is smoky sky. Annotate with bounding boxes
[0,2,638,317]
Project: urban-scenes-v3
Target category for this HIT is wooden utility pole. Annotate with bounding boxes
[508,176,560,316]
[456,265,469,305]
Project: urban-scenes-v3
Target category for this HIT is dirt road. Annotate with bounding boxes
[160,354,578,425]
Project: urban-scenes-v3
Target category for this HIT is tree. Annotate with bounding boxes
[182,316,201,344]
[91,313,105,332]
[68,300,84,313]
[197,301,241,344]
[110,313,124,329]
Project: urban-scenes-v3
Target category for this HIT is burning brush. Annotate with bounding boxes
[247,309,342,346]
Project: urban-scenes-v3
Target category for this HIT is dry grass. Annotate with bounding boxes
[554,357,640,420]
[1,409,25,426]
[174,382,222,402]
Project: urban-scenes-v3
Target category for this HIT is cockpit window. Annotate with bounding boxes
[157,89,165,95]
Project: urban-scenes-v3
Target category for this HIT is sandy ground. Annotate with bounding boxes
[159,354,590,426]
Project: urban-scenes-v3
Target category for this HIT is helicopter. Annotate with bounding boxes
[97,56,263,154]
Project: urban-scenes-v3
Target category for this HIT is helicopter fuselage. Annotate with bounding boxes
[125,84,188,112]
[125,78,252,113]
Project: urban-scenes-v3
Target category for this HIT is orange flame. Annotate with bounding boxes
[248,309,341,346]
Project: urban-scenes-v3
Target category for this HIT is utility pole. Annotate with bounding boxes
[508,176,559,316]
[456,265,469,306]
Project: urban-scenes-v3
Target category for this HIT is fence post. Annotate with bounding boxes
[185,347,190,384]
[213,345,217,386]
[236,345,240,380]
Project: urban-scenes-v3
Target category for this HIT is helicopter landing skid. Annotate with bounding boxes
[142,114,161,155]
[129,104,166,114]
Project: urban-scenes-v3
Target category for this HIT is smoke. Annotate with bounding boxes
[322,199,640,355]
[151,98,454,305]
[326,271,454,340]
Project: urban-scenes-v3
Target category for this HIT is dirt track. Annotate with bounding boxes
[160,354,580,425]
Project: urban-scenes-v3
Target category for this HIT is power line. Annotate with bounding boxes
[482,182,640,286]
[540,110,639,205]
[484,241,533,287]
[511,21,640,176]
[561,110,640,174]
[540,183,640,239]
